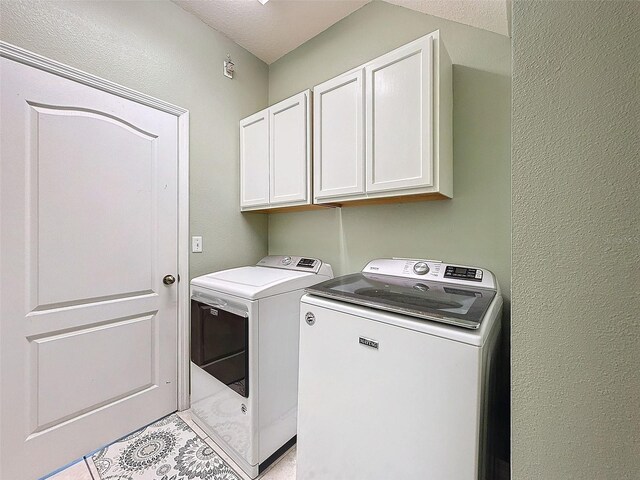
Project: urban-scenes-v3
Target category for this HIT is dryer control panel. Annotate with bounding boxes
[257,255,333,276]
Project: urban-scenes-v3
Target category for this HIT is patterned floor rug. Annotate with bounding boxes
[90,413,241,480]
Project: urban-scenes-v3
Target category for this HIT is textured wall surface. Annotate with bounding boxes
[512,1,640,479]
[384,0,511,37]
[0,0,269,279]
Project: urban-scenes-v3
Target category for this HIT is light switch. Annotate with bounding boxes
[192,236,203,253]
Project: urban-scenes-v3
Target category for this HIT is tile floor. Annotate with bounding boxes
[47,410,296,480]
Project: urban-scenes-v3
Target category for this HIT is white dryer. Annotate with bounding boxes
[297,258,502,480]
[190,255,333,478]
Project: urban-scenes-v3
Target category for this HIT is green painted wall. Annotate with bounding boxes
[267,1,510,293]
[512,1,640,478]
[0,0,270,279]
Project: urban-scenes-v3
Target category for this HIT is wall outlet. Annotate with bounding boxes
[192,236,203,253]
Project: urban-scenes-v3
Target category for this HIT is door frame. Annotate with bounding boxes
[0,41,191,411]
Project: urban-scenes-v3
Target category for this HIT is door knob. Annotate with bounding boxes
[163,274,176,285]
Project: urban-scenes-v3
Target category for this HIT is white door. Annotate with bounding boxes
[269,91,311,206]
[240,109,269,210]
[0,58,179,479]
[365,35,434,193]
[313,70,365,201]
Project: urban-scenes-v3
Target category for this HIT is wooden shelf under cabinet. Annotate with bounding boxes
[243,192,449,213]
[326,192,449,208]
[241,203,336,214]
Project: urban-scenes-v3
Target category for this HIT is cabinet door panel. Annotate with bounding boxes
[269,91,310,205]
[240,110,269,209]
[366,36,433,193]
[314,70,364,200]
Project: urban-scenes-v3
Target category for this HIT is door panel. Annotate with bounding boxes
[240,110,269,208]
[32,105,156,307]
[313,70,365,200]
[0,57,178,479]
[366,36,434,193]
[31,314,156,430]
[269,91,310,205]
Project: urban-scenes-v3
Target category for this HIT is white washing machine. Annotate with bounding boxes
[189,255,333,478]
[297,258,502,480]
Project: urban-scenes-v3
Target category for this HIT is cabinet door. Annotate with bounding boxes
[313,70,365,201]
[269,91,310,206]
[365,35,434,193]
[240,110,269,209]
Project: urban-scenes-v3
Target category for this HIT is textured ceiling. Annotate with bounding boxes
[173,0,369,64]
[173,0,510,64]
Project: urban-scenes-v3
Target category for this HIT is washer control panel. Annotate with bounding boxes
[444,265,483,282]
[361,258,496,289]
[413,262,430,275]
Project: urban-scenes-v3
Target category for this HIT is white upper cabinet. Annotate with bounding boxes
[366,36,433,193]
[313,69,365,200]
[240,90,311,212]
[240,110,270,209]
[313,31,452,205]
[269,91,311,206]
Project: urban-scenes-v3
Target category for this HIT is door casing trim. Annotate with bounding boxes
[0,41,191,411]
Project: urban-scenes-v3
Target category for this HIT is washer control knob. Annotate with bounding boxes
[413,262,429,275]
[282,256,292,266]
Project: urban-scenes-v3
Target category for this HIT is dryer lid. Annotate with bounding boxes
[211,266,307,287]
[191,266,324,300]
